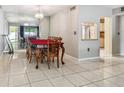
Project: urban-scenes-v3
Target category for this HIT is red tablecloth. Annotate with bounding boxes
[30,39,49,45]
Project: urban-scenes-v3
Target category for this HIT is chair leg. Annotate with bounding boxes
[35,49,40,69]
[47,52,50,69]
[52,56,54,63]
[57,48,60,68]
[41,52,43,63]
[28,48,32,63]
[48,63,50,69]
[57,55,59,68]
[36,56,39,69]
[26,48,29,60]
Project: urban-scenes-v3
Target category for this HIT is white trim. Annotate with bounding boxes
[112,53,124,56]
[64,53,100,62]
[112,54,120,56]
[120,53,124,56]
[78,57,100,61]
[64,54,78,61]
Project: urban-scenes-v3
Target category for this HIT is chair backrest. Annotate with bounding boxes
[48,36,62,54]
[48,36,62,43]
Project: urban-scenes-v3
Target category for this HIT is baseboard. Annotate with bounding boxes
[64,54,78,61]
[64,54,100,62]
[78,57,100,61]
[112,53,124,56]
[120,53,124,56]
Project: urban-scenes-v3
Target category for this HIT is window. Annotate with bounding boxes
[24,26,38,38]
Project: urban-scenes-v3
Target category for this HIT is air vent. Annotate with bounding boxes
[70,6,76,11]
[121,7,124,12]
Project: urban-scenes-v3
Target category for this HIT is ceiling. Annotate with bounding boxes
[1,5,71,25]
[1,5,123,25]
[103,5,123,9]
[2,5,71,16]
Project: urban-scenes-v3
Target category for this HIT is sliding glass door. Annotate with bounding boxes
[24,26,38,38]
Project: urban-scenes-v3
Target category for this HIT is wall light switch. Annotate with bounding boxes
[87,48,90,52]
[118,32,120,35]
[74,31,76,35]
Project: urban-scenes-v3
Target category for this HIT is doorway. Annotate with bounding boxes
[100,17,105,57]
[100,16,112,57]
[9,25,19,50]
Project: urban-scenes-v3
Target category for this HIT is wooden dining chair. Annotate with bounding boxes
[26,37,37,64]
[35,40,50,69]
[48,36,62,68]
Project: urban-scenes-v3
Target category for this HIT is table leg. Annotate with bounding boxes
[61,43,65,65]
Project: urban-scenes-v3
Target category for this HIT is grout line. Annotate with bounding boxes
[79,82,97,87]
[47,79,55,87]
[63,76,76,87]
[7,54,14,87]
[25,72,32,87]
[78,70,124,86]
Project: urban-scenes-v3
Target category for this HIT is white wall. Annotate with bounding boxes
[0,9,5,35]
[112,14,124,55]
[112,16,120,55]
[50,5,113,59]
[39,16,50,39]
[50,6,79,58]
[119,16,124,54]
[0,9,8,53]
[78,6,112,59]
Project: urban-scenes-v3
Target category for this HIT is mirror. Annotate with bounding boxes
[81,22,98,40]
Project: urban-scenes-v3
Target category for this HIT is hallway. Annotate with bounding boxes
[1,50,124,87]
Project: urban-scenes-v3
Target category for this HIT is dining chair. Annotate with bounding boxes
[48,36,62,68]
[35,40,50,69]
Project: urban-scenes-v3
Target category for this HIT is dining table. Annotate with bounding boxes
[26,39,65,69]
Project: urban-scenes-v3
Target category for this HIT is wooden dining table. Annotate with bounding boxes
[26,39,65,69]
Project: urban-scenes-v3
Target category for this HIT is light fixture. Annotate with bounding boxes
[35,6,44,20]
[35,13,44,19]
[24,23,29,26]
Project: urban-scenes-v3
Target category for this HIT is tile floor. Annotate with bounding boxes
[1,50,124,87]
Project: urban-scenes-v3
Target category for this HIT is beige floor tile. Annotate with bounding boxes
[50,77,74,87]
[43,69,62,79]
[91,69,113,79]
[56,66,75,75]
[67,64,88,73]
[106,77,124,87]
[94,80,118,87]
[9,73,29,86]
[31,80,53,87]
[83,83,97,87]
[79,71,104,82]
[0,77,8,87]
[64,73,90,86]
[12,83,30,87]
[27,71,48,83]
